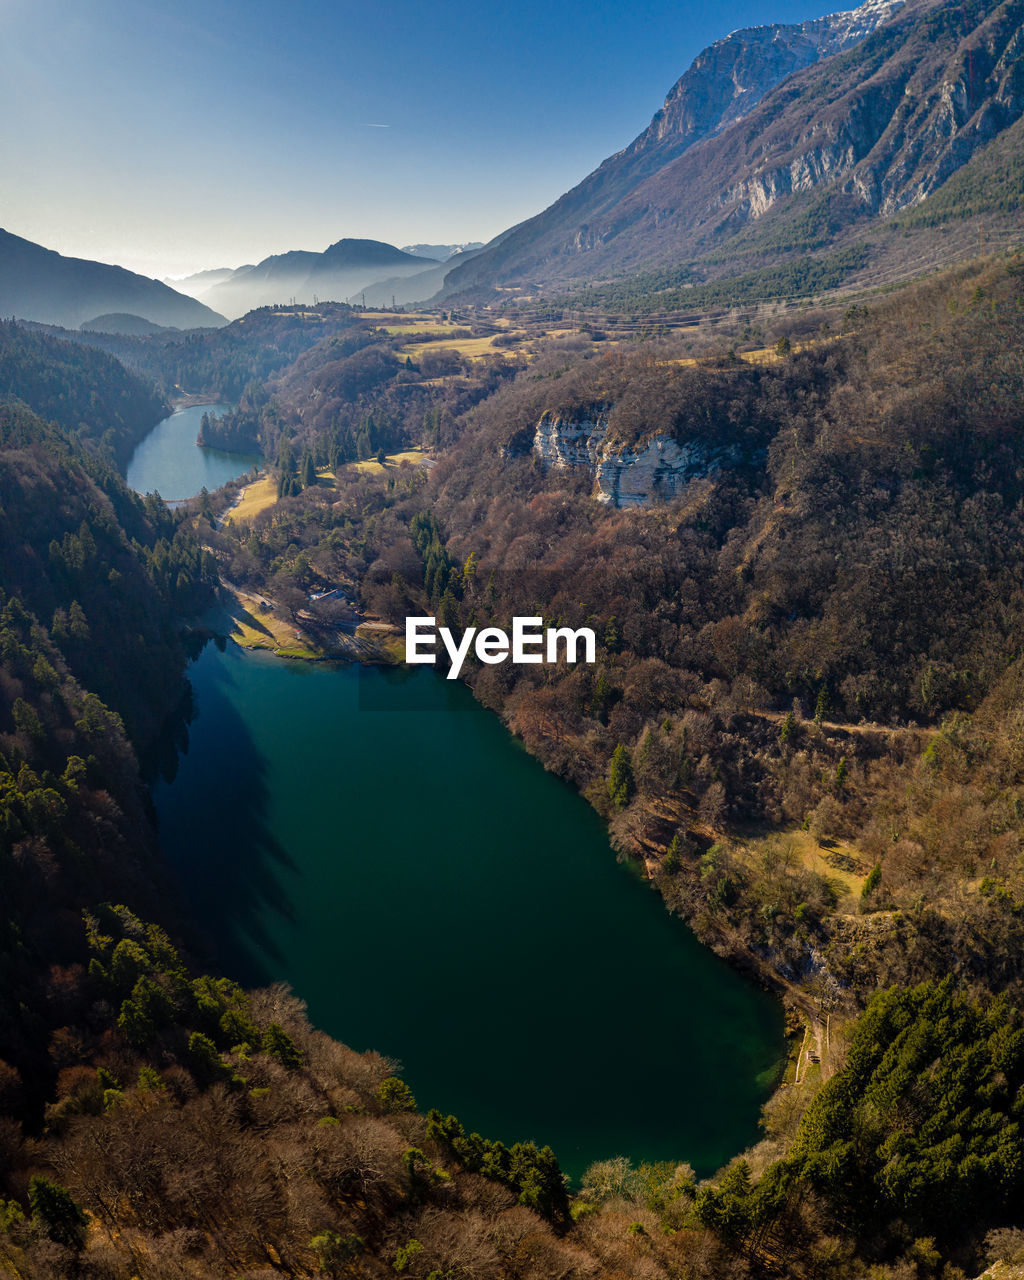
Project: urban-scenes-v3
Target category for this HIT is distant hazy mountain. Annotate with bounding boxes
[401,242,484,261]
[80,313,175,336]
[163,267,243,299]
[0,229,228,329]
[444,0,1024,301]
[357,246,487,307]
[202,239,440,318]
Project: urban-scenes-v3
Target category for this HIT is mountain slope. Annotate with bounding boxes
[203,238,440,317]
[402,241,484,259]
[445,0,1024,299]
[0,319,167,466]
[162,266,245,299]
[358,245,487,307]
[0,229,228,329]
[80,312,175,336]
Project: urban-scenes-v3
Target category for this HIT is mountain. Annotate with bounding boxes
[80,312,175,336]
[0,318,168,467]
[203,238,440,318]
[0,229,228,329]
[444,0,1024,303]
[357,246,487,307]
[401,241,484,260]
[162,266,243,298]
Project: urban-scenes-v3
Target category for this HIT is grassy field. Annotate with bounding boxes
[356,621,405,661]
[664,338,820,370]
[225,469,338,525]
[398,334,506,359]
[219,584,323,659]
[348,449,429,476]
[733,825,870,906]
[381,321,462,336]
[739,337,825,365]
[223,474,277,525]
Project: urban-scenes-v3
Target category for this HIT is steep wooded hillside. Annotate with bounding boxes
[0,321,168,468]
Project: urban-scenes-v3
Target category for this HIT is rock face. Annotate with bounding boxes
[444,0,1024,297]
[533,410,736,507]
[624,0,904,165]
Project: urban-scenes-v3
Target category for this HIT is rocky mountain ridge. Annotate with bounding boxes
[443,0,1024,301]
[617,0,905,170]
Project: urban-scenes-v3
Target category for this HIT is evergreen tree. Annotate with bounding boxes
[376,1076,417,1113]
[462,551,479,594]
[608,744,634,809]
[28,1176,87,1249]
[187,1031,227,1084]
[262,1022,302,1069]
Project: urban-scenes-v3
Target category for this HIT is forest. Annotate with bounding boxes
[2,251,1024,1276]
[0,322,168,468]
[566,245,872,315]
[191,251,1024,1272]
[25,304,364,405]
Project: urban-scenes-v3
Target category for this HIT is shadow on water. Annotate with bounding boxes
[151,638,297,985]
[356,659,473,712]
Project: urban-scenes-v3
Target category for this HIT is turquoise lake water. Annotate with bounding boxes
[154,641,784,1179]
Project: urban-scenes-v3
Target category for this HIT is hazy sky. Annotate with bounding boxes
[2,0,836,278]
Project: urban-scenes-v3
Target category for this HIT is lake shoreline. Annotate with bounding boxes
[192,582,401,666]
[169,393,227,409]
[127,401,256,500]
[126,401,798,1175]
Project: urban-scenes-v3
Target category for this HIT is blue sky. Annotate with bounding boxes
[1,0,837,277]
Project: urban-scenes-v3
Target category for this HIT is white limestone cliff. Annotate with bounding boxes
[532,410,737,507]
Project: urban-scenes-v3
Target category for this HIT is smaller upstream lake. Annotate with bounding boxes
[127,403,259,500]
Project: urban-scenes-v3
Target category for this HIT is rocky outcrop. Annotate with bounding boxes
[533,410,736,507]
[715,0,1024,227]
[443,0,1024,299]
[625,0,904,165]
[443,0,906,294]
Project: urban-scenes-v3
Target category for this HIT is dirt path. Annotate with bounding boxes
[793,1010,835,1085]
[216,485,248,528]
[745,707,937,742]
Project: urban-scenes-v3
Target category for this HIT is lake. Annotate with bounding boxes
[126,403,259,501]
[154,641,785,1180]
